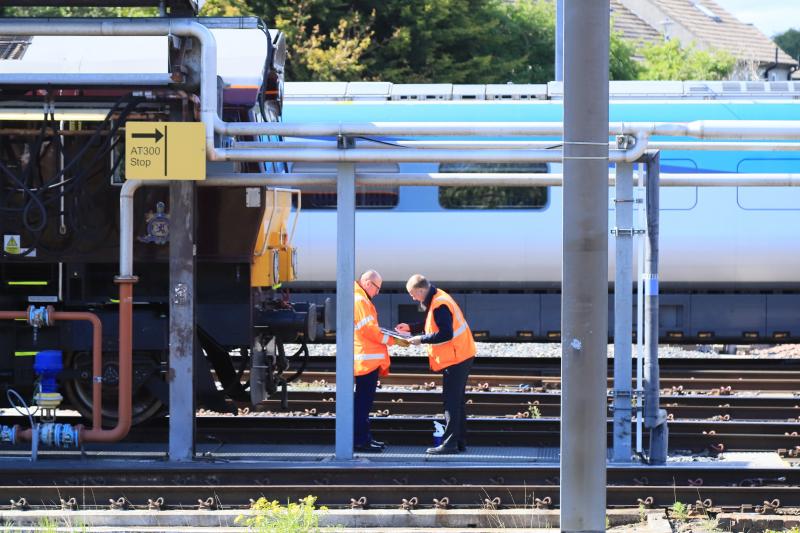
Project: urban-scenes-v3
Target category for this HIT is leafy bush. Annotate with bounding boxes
[235,495,326,533]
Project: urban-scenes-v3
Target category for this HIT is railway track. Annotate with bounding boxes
[293,356,800,394]
[263,390,800,421]
[0,463,797,510]
[1,415,793,452]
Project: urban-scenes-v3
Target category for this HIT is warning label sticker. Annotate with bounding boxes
[4,234,36,257]
[4,235,20,254]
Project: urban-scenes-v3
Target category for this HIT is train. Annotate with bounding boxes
[281,81,800,344]
[2,19,800,430]
[0,22,326,428]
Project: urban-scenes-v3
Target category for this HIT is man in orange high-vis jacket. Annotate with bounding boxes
[353,270,408,453]
[395,274,476,455]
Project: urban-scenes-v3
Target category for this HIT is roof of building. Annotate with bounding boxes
[611,0,662,50]
[613,0,797,67]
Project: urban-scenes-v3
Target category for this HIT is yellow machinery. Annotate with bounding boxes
[252,188,300,288]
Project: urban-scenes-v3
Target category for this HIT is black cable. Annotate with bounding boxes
[354,135,409,148]
[0,94,138,257]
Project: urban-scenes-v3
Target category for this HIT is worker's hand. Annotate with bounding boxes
[408,336,423,346]
[395,323,411,334]
[393,338,410,348]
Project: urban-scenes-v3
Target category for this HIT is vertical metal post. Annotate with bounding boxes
[168,181,196,461]
[644,152,668,464]
[612,162,634,462]
[635,165,645,455]
[560,1,609,531]
[555,0,564,82]
[335,162,356,460]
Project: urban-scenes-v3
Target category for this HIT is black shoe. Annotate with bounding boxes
[426,444,460,455]
[370,439,386,449]
[457,441,467,452]
[355,442,385,453]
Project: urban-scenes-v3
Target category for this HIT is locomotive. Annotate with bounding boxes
[0,22,324,427]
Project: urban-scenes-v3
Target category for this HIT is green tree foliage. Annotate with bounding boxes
[2,0,643,83]
[775,28,800,63]
[610,27,641,80]
[637,39,735,80]
[252,0,637,83]
[199,0,252,16]
[1,6,156,16]
[360,0,554,84]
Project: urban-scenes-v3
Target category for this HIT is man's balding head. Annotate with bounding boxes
[359,270,382,298]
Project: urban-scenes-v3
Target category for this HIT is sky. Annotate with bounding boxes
[713,0,798,38]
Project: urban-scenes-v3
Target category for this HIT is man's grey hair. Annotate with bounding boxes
[406,274,430,291]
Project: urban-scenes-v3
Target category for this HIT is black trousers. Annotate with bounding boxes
[354,368,379,446]
[440,357,473,449]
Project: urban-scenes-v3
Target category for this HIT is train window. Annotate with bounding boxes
[291,162,399,209]
[438,162,548,209]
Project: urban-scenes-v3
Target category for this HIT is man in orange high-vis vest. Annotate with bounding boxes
[353,270,407,453]
[396,274,476,455]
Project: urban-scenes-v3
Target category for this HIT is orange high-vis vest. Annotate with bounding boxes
[353,281,393,377]
[424,288,477,371]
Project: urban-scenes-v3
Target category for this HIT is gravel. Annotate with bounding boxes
[290,343,800,359]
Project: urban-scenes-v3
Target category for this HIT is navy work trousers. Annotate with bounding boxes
[354,368,379,446]
[440,357,474,449]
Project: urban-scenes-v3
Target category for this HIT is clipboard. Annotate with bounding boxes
[380,327,411,341]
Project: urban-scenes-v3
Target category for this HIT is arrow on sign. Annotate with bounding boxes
[132,129,163,143]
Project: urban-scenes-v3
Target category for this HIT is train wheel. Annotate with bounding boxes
[62,350,165,426]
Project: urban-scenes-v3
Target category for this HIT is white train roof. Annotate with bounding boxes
[284,81,800,101]
[0,28,271,89]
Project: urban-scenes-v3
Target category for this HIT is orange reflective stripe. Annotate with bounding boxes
[355,353,386,361]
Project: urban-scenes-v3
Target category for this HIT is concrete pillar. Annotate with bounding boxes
[168,180,196,461]
[644,152,668,464]
[560,0,609,531]
[612,162,634,462]
[555,0,564,82]
[335,162,356,460]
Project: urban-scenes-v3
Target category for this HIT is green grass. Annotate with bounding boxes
[235,495,327,532]
[671,501,690,521]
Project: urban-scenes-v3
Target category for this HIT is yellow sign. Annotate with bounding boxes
[125,122,206,180]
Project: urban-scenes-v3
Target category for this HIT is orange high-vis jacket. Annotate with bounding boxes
[424,288,477,371]
[354,281,393,377]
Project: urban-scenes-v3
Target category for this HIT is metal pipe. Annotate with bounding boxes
[560,0,608,530]
[201,172,800,187]
[635,164,645,455]
[643,152,667,465]
[0,73,173,86]
[612,162,634,463]
[234,139,800,152]
[234,140,573,150]
[0,18,218,158]
[651,141,800,151]
[635,165,645,455]
[217,118,800,140]
[334,162,356,460]
[215,142,646,163]
[80,278,135,444]
[0,310,102,441]
[50,312,103,432]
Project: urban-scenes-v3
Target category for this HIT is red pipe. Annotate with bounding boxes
[50,311,103,430]
[79,277,136,443]
[3,278,136,445]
